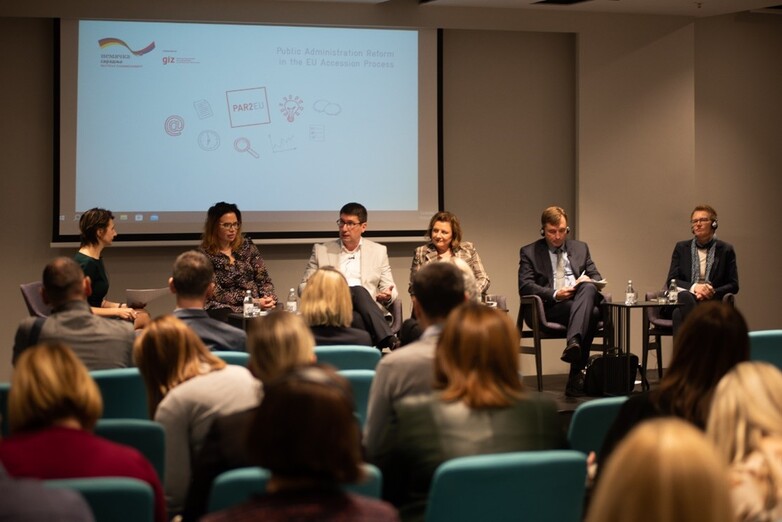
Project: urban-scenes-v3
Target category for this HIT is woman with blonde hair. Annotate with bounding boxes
[587,418,733,522]
[707,361,782,522]
[375,302,565,521]
[134,315,260,516]
[0,342,166,522]
[182,311,317,521]
[300,267,372,346]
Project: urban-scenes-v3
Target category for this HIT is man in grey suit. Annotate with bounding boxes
[364,262,466,459]
[518,206,604,397]
[170,251,247,352]
[299,202,399,349]
[12,257,135,369]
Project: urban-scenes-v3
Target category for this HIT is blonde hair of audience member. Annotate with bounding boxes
[708,361,782,464]
[655,301,749,428]
[247,310,316,383]
[434,302,524,408]
[299,267,353,328]
[133,315,226,417]
[587,418,734,522]
[8,342,102,434]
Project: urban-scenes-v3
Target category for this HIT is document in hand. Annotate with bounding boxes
[125,287,169,308]
[575,279,608,290]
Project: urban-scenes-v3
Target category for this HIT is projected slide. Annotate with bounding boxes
[75,21,419,213]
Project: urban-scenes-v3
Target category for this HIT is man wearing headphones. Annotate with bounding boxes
[666,204,739,334]
[519,206,604,397]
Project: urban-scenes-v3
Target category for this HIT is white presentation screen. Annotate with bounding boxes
[56,19,440,244]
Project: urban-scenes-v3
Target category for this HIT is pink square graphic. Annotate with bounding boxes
[226,87,271,128]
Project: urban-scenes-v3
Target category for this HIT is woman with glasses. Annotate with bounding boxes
[200,202,277,320]
[409,211,488,301]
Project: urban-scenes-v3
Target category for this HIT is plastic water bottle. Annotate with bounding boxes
[668,278,678,304]
[625,280,637,305]
[243,290,253,318]
[285,288,298,313]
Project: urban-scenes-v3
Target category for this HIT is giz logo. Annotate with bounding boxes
[162,56,176,65]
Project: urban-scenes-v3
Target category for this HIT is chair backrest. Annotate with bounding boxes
[567,396,629,458]
[208,463,382,513]
[213,351,250,367]
[314,345,380,370]
[425,450,587,522]
[45,477,155,522]
[90,368,149,420]
[94,419,166,482]
[750,330,782,369]
[338,369,374,428]
[20,281,51,318]
[0,381,10,437]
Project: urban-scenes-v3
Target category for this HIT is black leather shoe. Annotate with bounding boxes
[560,340,581,364]
[565,370,586,398]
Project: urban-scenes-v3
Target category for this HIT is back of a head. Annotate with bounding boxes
[42,257,85,306]
[434,302,523,408]
[412,262,466,320]
[133,315,225,415]
[171,250,214,298]
[588,418,733,522]
[658,301,749,425]
[299,267,352,328]
[248,364,362,484]
[9,342,103,434]
[247,311,315,383]
[707,361,782,464]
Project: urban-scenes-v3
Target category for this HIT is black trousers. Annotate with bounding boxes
[349,286,393,347]
[544,283,603,369]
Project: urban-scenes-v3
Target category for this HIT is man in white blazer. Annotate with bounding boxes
[300,202,399,349]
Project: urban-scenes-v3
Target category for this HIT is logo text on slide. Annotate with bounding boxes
[98,38,156,56]
[226,88,272,128]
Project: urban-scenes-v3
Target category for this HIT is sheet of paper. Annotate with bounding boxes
[126,287,169,307]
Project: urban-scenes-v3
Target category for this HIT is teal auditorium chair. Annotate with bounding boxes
[0,381,10,437]
[425,450,587,522]
[750,330,782,370]
[214,351,250,367]
[208,463,383,513]
[567,396,628,459]
[338,369,374,428]
[94,419,166,482]
[90,368,148,419]
[314,345,381,370]
[45,477,155,522]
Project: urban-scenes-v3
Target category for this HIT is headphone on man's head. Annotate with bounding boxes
[541,226,570,237]
[691,219,718,234]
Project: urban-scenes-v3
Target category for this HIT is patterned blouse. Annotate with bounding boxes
[409,241,490,297]
[201,237,277,313]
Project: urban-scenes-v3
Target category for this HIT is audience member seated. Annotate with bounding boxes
[707,361,782,522]
[170,250,247,351]
[202,364,398,522]
[374,303,566,522]
[0,462,94,522]
[299,202,399,350]
[587,418,733,522]
[364,262,467,459]
[134,315,260,516]
[12,257,134,369]
[0,343,166,522]
[598,301,750,471]
[300,267,372,346]
[199,202,277,320]
[74,207,149,328]
[408,211,489,299]
[182,311,316,522]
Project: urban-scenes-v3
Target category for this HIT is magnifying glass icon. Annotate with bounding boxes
[234,137,259,158]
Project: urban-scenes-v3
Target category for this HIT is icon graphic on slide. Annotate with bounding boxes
[234,137,259,158]
[194,99,214,119]
[164,115,185,136]
[279,95,304,123]
[269,134,297,153]
[198,130,221,151]
[309,125,325,142]
[313,99,342,116]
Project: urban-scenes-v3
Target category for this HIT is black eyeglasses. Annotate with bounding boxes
[219,222,240,230]
[336,220,363,229]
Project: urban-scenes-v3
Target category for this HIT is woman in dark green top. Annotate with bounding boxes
[375,303,567,522]
[75,208,148,328]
